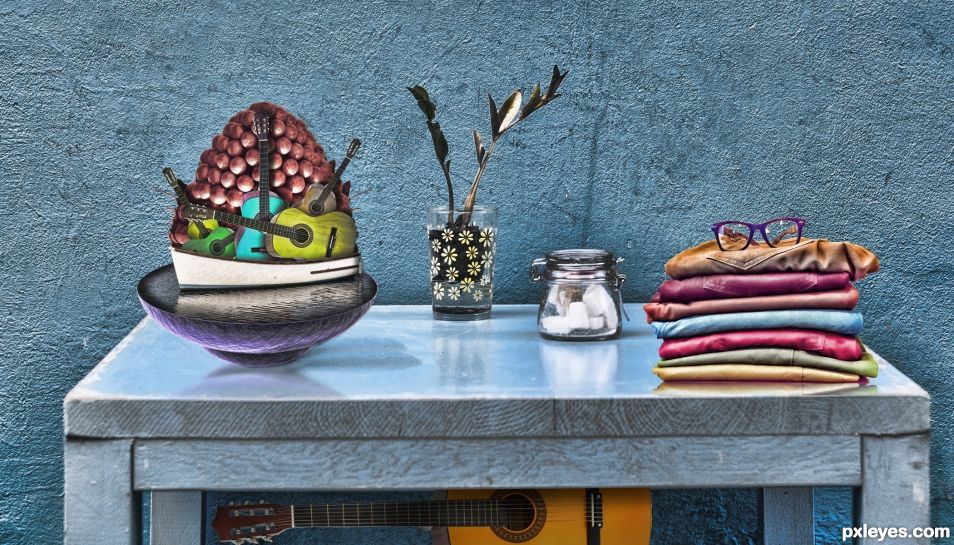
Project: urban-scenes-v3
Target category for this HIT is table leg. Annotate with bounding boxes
[150,491,204,545]
[760,487,814,545]
[855,433,930,545]
[64,439,136,545]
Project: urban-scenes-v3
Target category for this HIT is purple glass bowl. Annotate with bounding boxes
[137,265,377,367]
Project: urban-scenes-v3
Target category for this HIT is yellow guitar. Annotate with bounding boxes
[183,204,357,261]
[211,488,650,545]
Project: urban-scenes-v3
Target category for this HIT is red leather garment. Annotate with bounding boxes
[644,286,859,323]
[658,328,864,361]
[655,272,852,303]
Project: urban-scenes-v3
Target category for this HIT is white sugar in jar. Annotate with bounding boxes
[529,249,627,341]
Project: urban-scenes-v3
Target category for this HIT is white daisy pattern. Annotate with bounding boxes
[430,257,440,278]
[432,283,444,300]
[472,287,485,301]
[460,278,475,293]
[465,246,479,260]
[447,286,462,300]
[431,239,441,253]
[480,274,491,285]
[467,261,482,277]
[441,228,455,243]
[446,267,459,281]
[479,228,495,247]
[441,246,457,264]
[458,230,474,246]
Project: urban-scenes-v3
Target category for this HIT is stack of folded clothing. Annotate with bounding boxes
[644,238,880,383]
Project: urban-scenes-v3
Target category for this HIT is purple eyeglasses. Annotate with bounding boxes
[711,217,806,251]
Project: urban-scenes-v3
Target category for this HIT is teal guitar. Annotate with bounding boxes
[235,113,286,261]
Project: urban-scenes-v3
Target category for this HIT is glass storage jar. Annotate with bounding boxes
[529,249,626,341]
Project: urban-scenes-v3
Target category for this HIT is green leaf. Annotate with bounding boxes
[488,93,500,137]
[407,85,436,120]
[497,89,522,133]
[473,129,485,164]
[428,121,449,162]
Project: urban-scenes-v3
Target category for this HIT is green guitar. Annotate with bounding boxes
[182,204,357,261]
[163,167,237,259]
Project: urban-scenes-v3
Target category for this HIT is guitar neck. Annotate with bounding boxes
[210,209,297,240]
[286,499,502,528]
[258,136,271,218]
[162,167,191,207]
[315,138,361,205]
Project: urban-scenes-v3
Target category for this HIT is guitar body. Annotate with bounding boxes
[443,489,651,545]
[186,219,221,239]
[181,226,236,259]
[297,182,337,216]
[265,209,357,261]
[235,193,286,261]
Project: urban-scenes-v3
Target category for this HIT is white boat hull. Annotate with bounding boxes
[170,247,362,289]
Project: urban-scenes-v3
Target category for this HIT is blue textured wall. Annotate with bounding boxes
[2,1,952,543]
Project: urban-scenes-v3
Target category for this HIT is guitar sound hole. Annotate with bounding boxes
[292,226,313,248]
[500,494,535,532]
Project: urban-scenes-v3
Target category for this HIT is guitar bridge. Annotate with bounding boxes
[586,488,603,528]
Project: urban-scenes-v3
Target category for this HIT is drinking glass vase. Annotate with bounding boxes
[426,206,497,321]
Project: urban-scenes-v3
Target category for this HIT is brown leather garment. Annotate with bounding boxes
[644,286,859,323]
[664,239,880,280]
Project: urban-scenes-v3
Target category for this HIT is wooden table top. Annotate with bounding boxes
[65,305,929,439]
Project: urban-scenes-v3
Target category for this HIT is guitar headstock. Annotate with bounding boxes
[251,113,270,141]
[181,204,215,221]
[211,501,290,544]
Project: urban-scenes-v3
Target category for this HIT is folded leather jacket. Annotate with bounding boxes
[645,286,859,323]
[653,364,860,383]
[664,239,879,281]
[658,328,863,361]
[655,272,852,303]
[651,309,864,339]
[656,348,878,378]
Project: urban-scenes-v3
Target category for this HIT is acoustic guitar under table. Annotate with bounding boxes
[212,488,651,544]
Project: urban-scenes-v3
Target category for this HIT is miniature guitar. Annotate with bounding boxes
[235,113,286,261]
[163,167,236,258]
[298,138,361,216]
[183,204,357,261]
[212,488,650,545]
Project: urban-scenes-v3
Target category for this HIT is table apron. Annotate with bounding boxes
[133,435,861,491]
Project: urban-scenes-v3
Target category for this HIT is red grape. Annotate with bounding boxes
[221,171,236,188]
[271,119,285,137]
[212,134,228,152]
[237,174,254,192]
[224,122,243,139]
[227,189,244,207]
[271,170,286,188]
[210,185,227,205]
[299,160,313,178]
[215,152,230,170]
[290,143,304,160]
[245,148,259,167]
[276,136,292,155]
[240,131,256,149]
[229,156,247,175]
[282,158,299,176]
[269,152,282,169]
[289,174,306,194]
[207,168,222,184]
[195,164,209,181]
[226,139,243,157]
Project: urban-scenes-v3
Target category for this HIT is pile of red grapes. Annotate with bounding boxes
[169,102,350,246]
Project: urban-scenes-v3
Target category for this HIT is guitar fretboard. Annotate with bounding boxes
[288,499,506,528]
[211,210,299,241]
[258,132,271,220]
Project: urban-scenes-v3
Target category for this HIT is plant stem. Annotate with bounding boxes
[461,114,534,223]
[441,164,454,225]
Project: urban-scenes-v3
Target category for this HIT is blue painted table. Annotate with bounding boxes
[63,305,931,545]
